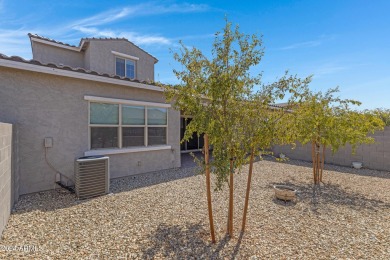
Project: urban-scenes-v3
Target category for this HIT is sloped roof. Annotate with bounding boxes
[28,33,158,62]
[0,53,160,87]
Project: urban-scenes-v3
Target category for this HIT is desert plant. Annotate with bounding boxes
[369,108,390,126]
[165,19,264,239]
[240,76,310,231]
[287,87,385,185]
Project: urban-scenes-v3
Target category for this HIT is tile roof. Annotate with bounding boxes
[28,33,79,48]
[0,53,160,86]
[28,33,158,62]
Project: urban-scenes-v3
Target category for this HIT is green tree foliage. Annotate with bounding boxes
[165,20,264,237]
[165,19,313,238]
[241,76,311,231]
[369,108,390,126]
[287,87,385,184]
[166,21,267,185]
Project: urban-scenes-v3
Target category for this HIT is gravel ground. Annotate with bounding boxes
[0,158,389,259]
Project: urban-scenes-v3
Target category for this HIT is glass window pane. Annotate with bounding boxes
[122,127,145,147]
[148,127,166,145]
[147,107,167,125]
[187,131,199,150]
[91,127,118,149]
[198,133,205,149]
[90,103,119,125]
[122,105,145,125]
[116,58,125,77]
[126,59,135,79]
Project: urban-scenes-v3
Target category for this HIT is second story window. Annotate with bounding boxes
[115,57,135,79]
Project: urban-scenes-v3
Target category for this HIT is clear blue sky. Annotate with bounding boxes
[1,0,389,109]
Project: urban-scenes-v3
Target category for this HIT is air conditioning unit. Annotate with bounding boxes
[75,156,110,199]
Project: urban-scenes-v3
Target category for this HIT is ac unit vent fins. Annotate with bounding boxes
[75,156,109,199]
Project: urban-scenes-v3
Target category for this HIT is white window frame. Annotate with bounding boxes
[85,96,171,156]
[114,55,137,79]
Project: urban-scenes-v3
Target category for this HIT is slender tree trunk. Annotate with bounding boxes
[312,141,316,183]
[204,135,216,243]
[320,145,325,183]
[242,147,255,232]
[312,142,322,185]
[316,144,321,185]
[228,157,234,237]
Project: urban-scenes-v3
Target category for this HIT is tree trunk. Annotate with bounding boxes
[312,141,316,184]
[320,145,326,183]
[228,157,234,237]
[312,141,323,185]
[242,147,255,232]
[204,135,216,243]
[316,144,321,184]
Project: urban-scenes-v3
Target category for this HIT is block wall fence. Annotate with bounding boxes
[273,126,390,171]
[0,123,18,238]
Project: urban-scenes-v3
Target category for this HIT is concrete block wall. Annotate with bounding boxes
[0,123,12,237]
[273,126,390,171]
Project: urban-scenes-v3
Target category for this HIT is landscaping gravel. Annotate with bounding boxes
[0,158,389,259]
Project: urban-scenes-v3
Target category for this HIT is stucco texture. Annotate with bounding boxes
[31,40,156,82]
[87,41,156,82]
[0,68,180,195]
[31,41,84,69]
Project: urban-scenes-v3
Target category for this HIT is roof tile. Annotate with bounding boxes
[0,53,160,87]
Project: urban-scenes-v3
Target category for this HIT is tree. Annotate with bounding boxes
[241,75,311,231]
[369,108,390,126]
[165,19,265,239]
[287,87,385,185]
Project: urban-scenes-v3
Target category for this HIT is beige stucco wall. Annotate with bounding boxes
[31,40,156,82]
[31,41,85,68]
[0,123,12,237]
[273,127,390,171]
[0,67,180,195]
[86,41,156,82]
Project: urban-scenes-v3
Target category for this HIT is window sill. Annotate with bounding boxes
[84,145,172,156]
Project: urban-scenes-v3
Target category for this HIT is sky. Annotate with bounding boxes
[0,0,389,109]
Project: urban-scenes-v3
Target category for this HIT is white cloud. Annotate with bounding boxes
[0,1,210,55]
[69,2,209,46]
[0,29,35,57]
[73,26,171,46]
[121,32,171,45]
[311,63,347,78]
[279,35,335,51]
[70,8,134,27]
[280,40,321,50]
[71,2,209,28]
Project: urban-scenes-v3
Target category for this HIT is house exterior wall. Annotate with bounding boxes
[273,126,390,171]
[0,67,180,195]
[87,41,155,82]
[31,41,85,68]
[31,40,155,82]
[0,123,12,237]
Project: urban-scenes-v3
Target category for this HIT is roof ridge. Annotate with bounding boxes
[28,33,79,48]
[0,52,160,86]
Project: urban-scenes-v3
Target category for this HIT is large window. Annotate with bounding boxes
[115,57,136,79]
[89,102,168,150]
